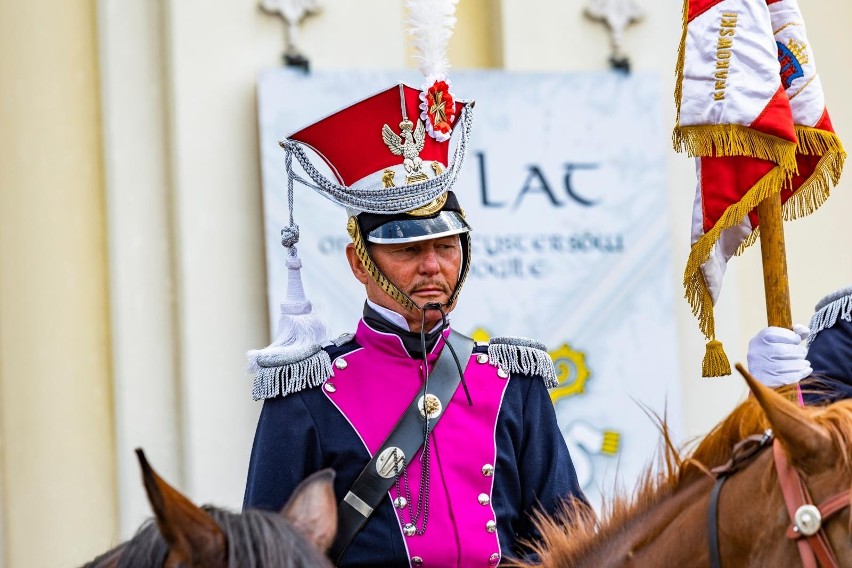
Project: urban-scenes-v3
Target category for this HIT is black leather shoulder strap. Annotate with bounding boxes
[329,329,474,563]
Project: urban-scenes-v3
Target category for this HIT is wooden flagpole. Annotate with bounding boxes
[756,192,793,329]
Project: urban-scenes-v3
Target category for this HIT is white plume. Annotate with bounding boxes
[406,0,460,78]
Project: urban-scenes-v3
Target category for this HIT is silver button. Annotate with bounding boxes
[334,358,348,370]
[489,553,500,565]
[794,504,822,536]
[394,496,408,509]
[376,447,405,479]
[411,557,423,566]
[482,464,494,477]
[476,353,489,364]
[478,493,490,505]
[485,519,497,533]
[497,367,509,379]
[323,382,336,393]
[403,523,416,536]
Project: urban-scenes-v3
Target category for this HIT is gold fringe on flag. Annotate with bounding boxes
[673,125,798,176]
[673,0,689,125]
[684,166,788,376]
[734,228,760,257]
[732,128,845,255]
[672,0,797,177]
[782,126,846,221]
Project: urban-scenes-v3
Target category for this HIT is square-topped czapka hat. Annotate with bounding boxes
[278,28,476,312]
[287,82,472,240]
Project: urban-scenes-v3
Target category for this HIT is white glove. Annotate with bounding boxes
[746,324,812,387]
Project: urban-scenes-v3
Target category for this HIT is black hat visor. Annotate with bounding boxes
[366,211,470,244]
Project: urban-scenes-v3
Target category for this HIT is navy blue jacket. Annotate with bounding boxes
[244,335,585,566]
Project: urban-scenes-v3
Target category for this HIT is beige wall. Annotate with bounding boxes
[0,0,118,566]
[0,0,849,565]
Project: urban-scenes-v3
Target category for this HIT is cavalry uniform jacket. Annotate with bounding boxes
[243,318,585,567]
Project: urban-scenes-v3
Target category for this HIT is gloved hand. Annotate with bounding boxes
[746,324,812,387]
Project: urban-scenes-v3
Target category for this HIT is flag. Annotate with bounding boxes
[674,0,797,376]
[675,0,844,377]
[673,1,798,169]
[767,0,845,223]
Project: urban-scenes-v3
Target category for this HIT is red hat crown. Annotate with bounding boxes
[289,83,462,191]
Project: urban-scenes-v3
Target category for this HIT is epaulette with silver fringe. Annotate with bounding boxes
[808,285,852,346]
[486,336,557,388]
[247,332,357,400]
[247,343,333,401]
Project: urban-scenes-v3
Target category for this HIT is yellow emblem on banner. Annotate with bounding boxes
[599,430,621,456]
[548,343,590,404]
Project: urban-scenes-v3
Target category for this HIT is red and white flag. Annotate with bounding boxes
[768,0,845,222]
[674,0,797,170]
[674,0,843,376]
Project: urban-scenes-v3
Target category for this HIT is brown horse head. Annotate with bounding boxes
[733,364,851,567]
[510,366,852,568]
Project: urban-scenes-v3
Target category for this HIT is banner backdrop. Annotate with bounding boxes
[257,69,682,508]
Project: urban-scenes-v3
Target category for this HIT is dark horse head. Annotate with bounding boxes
[83,450,336,568]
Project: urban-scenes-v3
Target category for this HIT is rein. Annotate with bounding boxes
[707,430,774,568]
[707,429,851,568]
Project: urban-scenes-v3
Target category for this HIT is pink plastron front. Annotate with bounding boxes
[322,320,510,567]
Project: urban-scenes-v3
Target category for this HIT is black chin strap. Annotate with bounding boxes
[421,302,472,407]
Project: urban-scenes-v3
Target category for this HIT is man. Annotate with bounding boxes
[243,81,586,566]
[747,285,852,404]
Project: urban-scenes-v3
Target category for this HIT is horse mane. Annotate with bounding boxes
[81,505,331,568]
[515,392,852,567]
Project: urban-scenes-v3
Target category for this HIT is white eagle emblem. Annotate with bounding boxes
[382,119,427,178]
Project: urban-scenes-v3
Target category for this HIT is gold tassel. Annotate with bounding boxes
[702,339,731,377]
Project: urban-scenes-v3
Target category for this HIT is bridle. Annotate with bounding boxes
[773,438,851,568]
[707,429,851,568]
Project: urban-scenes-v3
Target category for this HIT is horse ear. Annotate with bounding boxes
[735,364,834,470]
[281,468,338,552]
[136,449,227,567]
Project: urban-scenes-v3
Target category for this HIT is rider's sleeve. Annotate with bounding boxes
[243,392,323,512]
[520,374,587,514]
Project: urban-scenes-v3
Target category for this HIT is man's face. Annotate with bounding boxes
[346,235,463,333]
